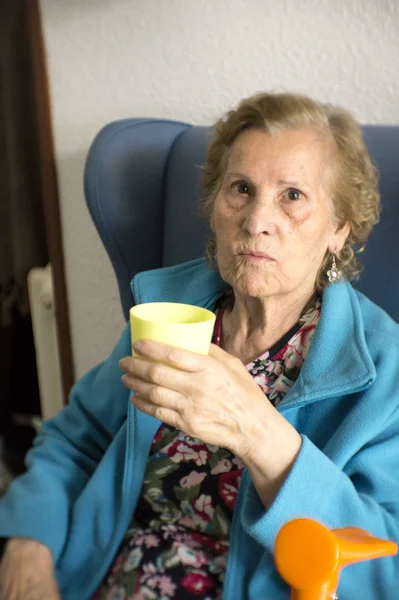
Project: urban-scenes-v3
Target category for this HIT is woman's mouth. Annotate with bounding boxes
[239,251,275,262]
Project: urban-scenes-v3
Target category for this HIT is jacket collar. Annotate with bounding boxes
[132,258,376,406]
[279,280,376,409]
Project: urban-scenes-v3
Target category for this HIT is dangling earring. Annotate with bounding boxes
[213,249,218,263]
[327,253,342,283]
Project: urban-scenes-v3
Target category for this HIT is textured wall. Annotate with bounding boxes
[39,0,399,380]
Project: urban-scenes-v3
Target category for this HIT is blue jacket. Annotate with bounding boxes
[1,258,399,599]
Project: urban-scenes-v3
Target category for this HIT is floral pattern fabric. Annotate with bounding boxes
[94,298,321,600]
[247,298,321,406]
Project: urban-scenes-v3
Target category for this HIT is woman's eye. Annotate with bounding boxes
[233,182,250,195]
[284,188,302,201]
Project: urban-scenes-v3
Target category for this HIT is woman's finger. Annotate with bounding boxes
[131,394,181,428]
[122,374,186,412]
[131,339,209,372]
[120,356,189,392]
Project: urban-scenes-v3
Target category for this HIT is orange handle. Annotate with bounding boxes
[274,519,397,600]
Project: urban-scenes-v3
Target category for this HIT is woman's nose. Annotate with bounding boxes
[242,196,278,237]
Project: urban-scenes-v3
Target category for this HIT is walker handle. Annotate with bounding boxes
[274,518,398,600]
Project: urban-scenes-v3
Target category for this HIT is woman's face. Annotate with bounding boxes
[211,127,349,299]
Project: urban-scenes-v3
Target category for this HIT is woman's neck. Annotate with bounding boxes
[221,286,316,364]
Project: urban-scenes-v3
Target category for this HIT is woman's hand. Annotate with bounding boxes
[0,538,60,600]
[119,340,301,469]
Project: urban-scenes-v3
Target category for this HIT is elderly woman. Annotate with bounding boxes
[1,92,398,600]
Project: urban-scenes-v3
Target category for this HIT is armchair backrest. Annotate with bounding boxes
[84,119,399,322]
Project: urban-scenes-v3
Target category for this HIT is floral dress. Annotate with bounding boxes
[93,297,321,600]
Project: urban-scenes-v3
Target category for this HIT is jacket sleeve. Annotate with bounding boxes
[240,402,399,598]
[0,324,131,563]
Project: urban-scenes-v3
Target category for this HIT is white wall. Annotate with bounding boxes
[39,0,399,380]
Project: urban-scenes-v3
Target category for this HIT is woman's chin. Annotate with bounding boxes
[219,262,280,297]
[231,273,278,298]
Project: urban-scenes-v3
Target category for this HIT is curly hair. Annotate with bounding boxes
[200,92,381,290]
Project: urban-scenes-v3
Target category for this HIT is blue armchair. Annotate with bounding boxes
[84,119,399,322]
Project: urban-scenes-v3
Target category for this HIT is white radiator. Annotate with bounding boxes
[27,264,64,421]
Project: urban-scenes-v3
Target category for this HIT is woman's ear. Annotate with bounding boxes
[329,221,350,254]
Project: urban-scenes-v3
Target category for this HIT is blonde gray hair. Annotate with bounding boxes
[200,92,380,290]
